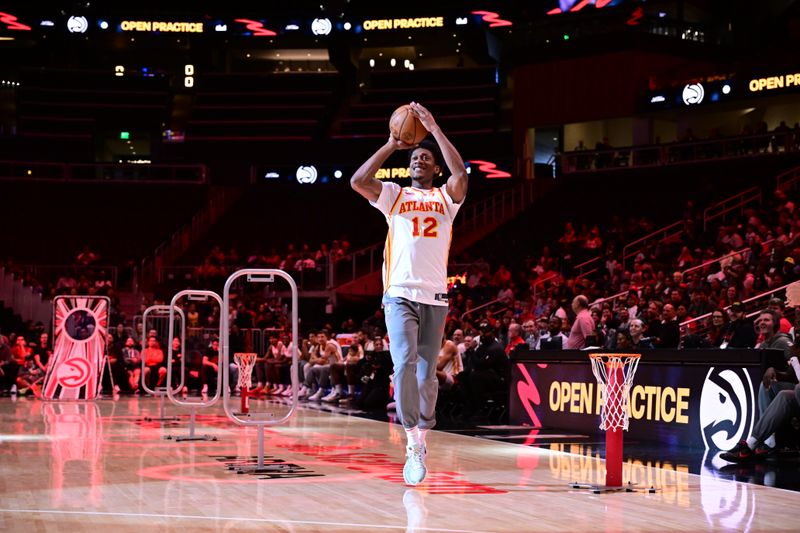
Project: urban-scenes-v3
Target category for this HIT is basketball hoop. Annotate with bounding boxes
[572,353,653,494]
[589,353,640,433]
[234,353,257,415]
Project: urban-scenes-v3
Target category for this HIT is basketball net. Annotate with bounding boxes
[589,353,640,487]
[234,353,257,414]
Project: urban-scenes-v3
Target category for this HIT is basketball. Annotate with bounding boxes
[389,105,427,145]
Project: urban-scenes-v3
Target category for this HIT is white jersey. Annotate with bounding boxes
[371,181,462,306]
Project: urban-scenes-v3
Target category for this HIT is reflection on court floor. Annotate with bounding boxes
[1,396,799,532]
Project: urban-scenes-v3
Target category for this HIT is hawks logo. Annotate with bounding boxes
[56,357,93,388]
[699,367,755,451]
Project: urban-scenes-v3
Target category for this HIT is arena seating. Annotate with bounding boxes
[185,72,340,142]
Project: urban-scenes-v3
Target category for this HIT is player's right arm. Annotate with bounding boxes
[350,136,408,202]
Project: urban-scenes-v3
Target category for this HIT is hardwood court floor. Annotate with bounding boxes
[1,396,799,532]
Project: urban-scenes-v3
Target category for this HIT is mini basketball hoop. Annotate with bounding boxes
[590,353,640,434]
[235,353,257,415]
[572,353,653,494]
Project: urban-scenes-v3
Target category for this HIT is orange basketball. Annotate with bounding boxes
[389,105,427,146]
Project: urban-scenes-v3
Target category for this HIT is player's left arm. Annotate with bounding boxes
[410,102,468,204]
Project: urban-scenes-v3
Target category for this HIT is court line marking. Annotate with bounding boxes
[0,508,494,533]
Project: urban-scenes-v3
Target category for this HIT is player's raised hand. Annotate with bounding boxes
[387,134,415,150]
[409,102,439,133]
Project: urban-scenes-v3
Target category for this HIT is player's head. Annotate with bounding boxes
[408,140,442,183]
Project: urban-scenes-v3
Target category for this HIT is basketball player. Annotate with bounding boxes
[351,101,467,486]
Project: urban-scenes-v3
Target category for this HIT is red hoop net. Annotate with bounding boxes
[234,353,257,414]
[589,353,640,431]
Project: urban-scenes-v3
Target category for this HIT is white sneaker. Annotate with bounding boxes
[273,384,285,395]
[308,388,323,401]
[297,385,310,398]
[280,385,293,397]
[403,445,427,486]
[322,390,341,403]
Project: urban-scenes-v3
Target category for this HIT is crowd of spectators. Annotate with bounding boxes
[192,240,352,284]
[565,121,800,171]
[417,185,800,355]
[4,174,800,427]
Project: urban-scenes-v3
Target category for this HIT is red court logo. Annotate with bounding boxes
[56,358,92,388]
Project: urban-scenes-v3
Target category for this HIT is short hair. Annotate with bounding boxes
[409,139,442,168]
[768,297,785,310]
[759,309,781,330]
[574,295,589,309]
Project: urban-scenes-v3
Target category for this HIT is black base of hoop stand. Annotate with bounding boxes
[226,426,294,475]
[165,406,217,442]
[143,391,181,423]
[569,481,656,494]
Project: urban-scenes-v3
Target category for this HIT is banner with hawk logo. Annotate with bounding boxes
[43,296,110,400]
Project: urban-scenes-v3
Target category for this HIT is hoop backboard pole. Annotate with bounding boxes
[222,269,300,474]
[605,361,624,488]
[141,305,185,422]
[165,290,224,442]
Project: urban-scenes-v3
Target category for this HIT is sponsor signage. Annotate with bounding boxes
[748,72,800,93]
[509,350,771,449]
[120,20,204,33]
[362,17,445,31]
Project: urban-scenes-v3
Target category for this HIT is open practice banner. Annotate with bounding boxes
[509,350,781,451]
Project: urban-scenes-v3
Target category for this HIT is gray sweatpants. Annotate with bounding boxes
[753,384,800,444]
[383,295,448,430]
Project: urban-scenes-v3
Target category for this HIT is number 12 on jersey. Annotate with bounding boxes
[412,217,439,238]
